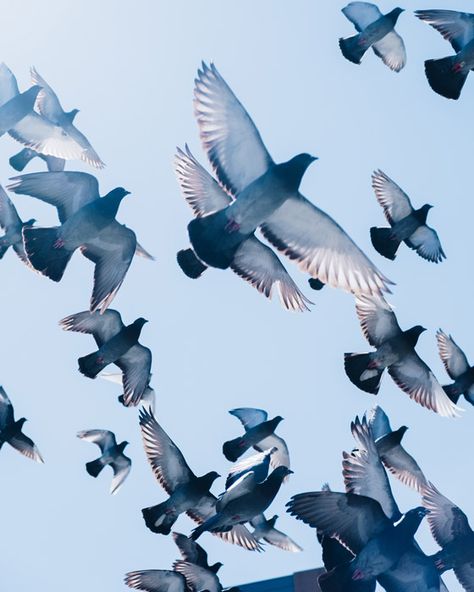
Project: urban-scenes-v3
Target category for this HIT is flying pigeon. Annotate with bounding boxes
[7,171,139,312]
[250,514,303,552]
[225,408,290,470]
[124,569,186,592]
[436,329,474,406]
[175,146,312,312]
[187,63,392,297]
[223,414,283,463]
[0,185,35,263]
[344,295,460,417]
[9,147,65,173]
[339,3,406,71]
[172,532,222,573]
[191,466,292,541]
[99,371,156,411]
[138,408,260,551]
[370,170,445,263]
[415,9,474,100]
[0,386,43,463]
[0,64,104,167]
[77,429,131,494]
[225,447,276,489]
[60,309,152,406]
[0,84,42,136]
[173,561,235,592]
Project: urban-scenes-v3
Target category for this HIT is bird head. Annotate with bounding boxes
[278,153,318,191]
[211,562,223,573]
[66,108,80,122]
[23,218,36,227]
[270,415,284,428]
[405,506,430,523]
[268,514,278,527]
[272,466,293,481]
[389,7,405,22]
[416,204,433,224]
[202,470,220,487]
[133,318,148,329]
[405,325,426,347]
[119,441,129,452]
[16,417,27,428]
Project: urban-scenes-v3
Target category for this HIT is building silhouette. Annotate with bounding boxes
[238,568,325,592]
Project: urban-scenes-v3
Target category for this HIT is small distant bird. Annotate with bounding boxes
[9,147,65,173]
[224,408,290,469]
[223,413,283,463]
[124,569,186,592]
[225,447,276,489]
[0,386,43,462]
[437,329,474,406]
[0,185,35,263]
[191,466,292,541]
[0,63,104,167]
[139,408,260,551]
[422,482,474,589]
[77,429,131,495]
[339,3,406,71]
[99,371,156,411]
[344,295,460,417]
[370,170,445,263]
[415,9,474,100]
[175,146,312,312]
[172,532,222,573]
[250,514,303,552]
[60,310,152,406]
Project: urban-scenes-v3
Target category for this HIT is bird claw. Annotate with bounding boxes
[225,219,241,233]
[53,238,65,249]
[352,570,364,581]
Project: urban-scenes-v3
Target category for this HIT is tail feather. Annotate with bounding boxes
[86,457,106,478]
[9,148,36,172]
[142,502,177,535]
[370,227,401,261]
[177,248,208,279]
[222,436,248,462]
[344,353,383,394]
[443,384,461,404]
[425,56,468,100]
[22,227,73,281]
[78,352,108,379]
[339,34,370,65]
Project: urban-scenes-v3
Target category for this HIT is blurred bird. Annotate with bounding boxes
[124,569,186,592]
[60,310,152,406]
[415,9,474,100]
[188,63,392,296]
[250,514,303,552]
[437,329,474,406]
[0,185,35,263]
[339,3,406,71]
[139,409,260,551]
[370,170,445,263]
[77,429,131,494]
[344,295,460,417]
[224,408,290,469]
[172,532,222,573]
[0,386,43,463]
[99,371,156,411]
[0,84,41,136]
[0,63,104,167]
[175,146,312,312]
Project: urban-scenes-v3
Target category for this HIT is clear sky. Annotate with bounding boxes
[0,1,471,591]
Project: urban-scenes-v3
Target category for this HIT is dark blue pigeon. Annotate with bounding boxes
[437,329,474,406]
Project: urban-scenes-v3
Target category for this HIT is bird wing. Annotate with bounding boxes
[7,171,100,222]
[60,124,105,169]
[0,63,20,104]
[124,570,185,592]
[263,526,303,552]
[342,2,382,31]
[110,454,132,495]
[367,405,392,439]
[194,62,273,196]
[135,241,155,260]
[343,416,400,521]
[372,32,407,72]
[76,429,116,452]
[226,448,274,488]
[174,145,232,216]
[454,564,474,592]
[254,435,290,471]
[436,329,470,380]
[422,482,473,547]
[0,386,14,430]
[174,561,220,592]
[0,185,22,232]
[172,532,208,566]
[371,170,413,224]
[405,226,446,263]
[388,352,461,417]
[30,67,64,122]
[229,408,267,430]
[355,294,401,347]
[218,472,257,511]
[378,545,444,592]
[138,408,196,494]
[415,10,474,53]
[376,433,428,493]
[81,222,136,313]
[261,194,392,296]
[9,431,43,463]
[115,344,152,407]
[231,237,312,312]
[287,490,390,554]
[59,309,124,347]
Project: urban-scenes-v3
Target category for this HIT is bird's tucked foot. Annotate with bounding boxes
[53,238,65,249]
[225,219,241,233]
[352,569,364,581]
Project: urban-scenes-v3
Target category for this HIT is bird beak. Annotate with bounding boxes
[124,190,131,196]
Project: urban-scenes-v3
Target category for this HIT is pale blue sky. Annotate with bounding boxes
[0,1,471,591]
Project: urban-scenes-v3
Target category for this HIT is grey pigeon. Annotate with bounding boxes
[0,185,35,263]
[422,482,474,590]
[99,371,156,411]
[188,63,392,296]
[437,329,474,407]
[0,63,104,167]
[0,84,41,136]
[339,3,406,71]
[10,147,66,173]
[8,171,138,312]
[138,408,260,551]
[344,295,460,417]
[60,310,152,406]
[175,146,312,312]
[370,170,445,263]
[172,532,222,573]
[173,561,230,592]
[191,466,292,541]
[415,10,474,100]
[225,447,276,489]
[225,408,290,470]
[223,413,283,463]
[250,514,303,552]
[0,386,43,463]
[124,570,186,592]
[77,429,131,494]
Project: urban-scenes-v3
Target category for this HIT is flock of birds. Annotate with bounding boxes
[0,2,473,592]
